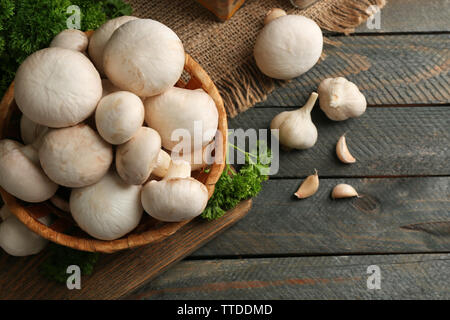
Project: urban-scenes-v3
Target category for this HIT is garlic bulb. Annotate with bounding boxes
[270,92,318,150]
[318,77,367,121]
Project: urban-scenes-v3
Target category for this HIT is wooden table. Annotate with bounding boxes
[126,0,450,299]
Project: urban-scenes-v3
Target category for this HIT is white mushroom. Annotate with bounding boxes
[0,213,51,256]
[70,171,143,240]
[39,124,113,188]
[318,77,367,121]
[95,91,145,145]
[116,127,162,185]
[20,114,48,146]
[152,149,172,178]
[103,19,185,97]
[14,48,102,128]
[88,16,138,75]
[141,160,209,222]
[171,141,215,171]
[0,139,58,202]
[50,29,89,52]
[144,87,218,151]
[50,194,71,213]
[254,9,323,80]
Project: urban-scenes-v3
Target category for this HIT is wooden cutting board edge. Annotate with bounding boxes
[0,199,253,300]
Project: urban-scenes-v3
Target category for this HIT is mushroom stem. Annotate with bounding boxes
[165,160,191,180]
[264,8,287,25]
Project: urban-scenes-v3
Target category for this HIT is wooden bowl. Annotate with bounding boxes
[0,53,228,253]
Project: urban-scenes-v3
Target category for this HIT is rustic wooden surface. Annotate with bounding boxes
[0,200,252,299]
[127,0,450,299]
[0,0,448,300]
[128,254,450,300]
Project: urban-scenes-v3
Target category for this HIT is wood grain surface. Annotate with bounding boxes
[194,177,450,257]
[0,200,252,300]
[355,0,450,33]
[256,35,449,107]
[128,253,450,300]
[228,106,450,178]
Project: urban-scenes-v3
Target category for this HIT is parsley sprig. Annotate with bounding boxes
[201,140,271,220]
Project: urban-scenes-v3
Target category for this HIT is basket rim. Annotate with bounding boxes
[0,52,228,253]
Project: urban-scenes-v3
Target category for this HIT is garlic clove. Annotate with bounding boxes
[336,134,356,164]
[294,170,319,199]
[264,8,287,25]
[331,184,359,199]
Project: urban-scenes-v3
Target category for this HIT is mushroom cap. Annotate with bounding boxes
[39,124,113,188]
[20,114,48,145]
[0,214,51,256]
[50,29,89,52]
[144,87,218,151]
[14,48,102,128]
[95,91,145,145]
[254,15,323,80]
[116,127,162,185]
[141,161,208,222]
[70,171,143,240]
[171,141,215,171]
[88,16,138,75]
[103,19,185,97]
[141,177,208,222]
[0,139,58,202]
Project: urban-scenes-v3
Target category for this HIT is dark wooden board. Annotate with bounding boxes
[229,106,450,178]
[0,200,252,300]
[256,34,450,108]
[193,177,450,257]
[355,0,450,33]
[128,253,450,300]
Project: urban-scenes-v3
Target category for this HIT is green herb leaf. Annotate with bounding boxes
[201,140,271,220]
[40,243,99,284]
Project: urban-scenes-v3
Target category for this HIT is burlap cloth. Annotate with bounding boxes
[126,0,385,117]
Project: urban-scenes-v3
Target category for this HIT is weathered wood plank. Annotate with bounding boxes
[0,200,252,300]
[256,35,450,107]
[128,254,450,300]
[194,177,450,257]
[355,0,450,33]
[229,106,450,178]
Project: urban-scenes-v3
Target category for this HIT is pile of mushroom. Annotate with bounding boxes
[0,16,220,254]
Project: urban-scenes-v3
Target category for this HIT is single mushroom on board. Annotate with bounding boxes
[88,16,138,76]
[141,160,209,222]
[70,170,143,241]
[0,139,58,203]
[95,91,145,145]
[254,8,323,80]
[14,47,102,128]
[144,87,218,151]
[318,77,367,121]
[116,127,162,185]
[103,19,185,97]
[0,207,51,256]
[39,124,113,188]
[50,29,89,52]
